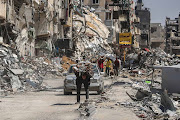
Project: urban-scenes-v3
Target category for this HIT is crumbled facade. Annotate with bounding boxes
[165,13,180,55]
[0,0,73,57]
[150,23,165,49]
[83,0,141,55]
[135,0,151,48]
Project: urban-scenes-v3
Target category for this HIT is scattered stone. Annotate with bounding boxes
[78,100,96,119]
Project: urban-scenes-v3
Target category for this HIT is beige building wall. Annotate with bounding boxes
[98,12,106,22]
[0,0,6,20]
[83,0,91,5]
[48,0,54,35]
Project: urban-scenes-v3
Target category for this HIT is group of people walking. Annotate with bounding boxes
[98,56,121,76]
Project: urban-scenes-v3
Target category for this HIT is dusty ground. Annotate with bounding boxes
[93,77,139,120]
[0,76,140,120]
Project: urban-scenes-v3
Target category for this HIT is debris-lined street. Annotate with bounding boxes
[1,68,180,120]
[1,0,180,120]
[1,76,139,120]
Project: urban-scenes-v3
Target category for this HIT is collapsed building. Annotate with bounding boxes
[82,0,141,55]
[72,6,113,59]
[0,0,114,58]
[150,23,165,49]
[0,0,73,57]
[135,0,151,48]
[83,0,118,45]
[165,13,180,56]
[0,41,66,95]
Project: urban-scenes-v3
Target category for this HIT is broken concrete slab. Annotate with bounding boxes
[161,90,176,112]
[26,79,39,89]
[9,69,24,75]
[9,73,22,92]
[78,100,96,119]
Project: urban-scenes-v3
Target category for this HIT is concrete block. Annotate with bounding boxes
[162,64,180,93]
[10,69,24,75]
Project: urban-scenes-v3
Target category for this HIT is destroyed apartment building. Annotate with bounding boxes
[165,12,180,56]
[135,0,150,48]
[150,23,165,49]
[72,7,113,58]
[0,0,115,95]
[1,0,180,120]
[82,0,141,56]
[0,0,73,57]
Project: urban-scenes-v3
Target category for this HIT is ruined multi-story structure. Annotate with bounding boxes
[83,0,141,49]
[83,0,117,44]
[0,0,72,57]
[135,0,151,48]
[129,0,141,48]
[150,23,165,49]
[0,0,35,56]
[165,13,180,55]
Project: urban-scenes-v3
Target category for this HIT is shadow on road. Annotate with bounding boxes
[51,86,64,89]
[51,103,74,106]
[55,93,98,96]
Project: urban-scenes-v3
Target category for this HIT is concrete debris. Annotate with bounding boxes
[9,69,24,75]
[125,48,180,70]
[72,7,113,59]
[118,76,180,119]
[96,94,110,103]
[161,90,176,112]
[116,51,180,119]
[0,43,65,96]
[149,48,180,66]
[8,73,23,92]
[78,100,96,119]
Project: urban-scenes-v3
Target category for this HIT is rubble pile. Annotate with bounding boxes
[141,48,180,67]
[72,7,113,59]
[61,56,76,70]
[77,100,96,119]
[119,80,180,119]
[0,43,25,95]
[125,48,180,72]
[0,43,65,96]
[22,56,64,78]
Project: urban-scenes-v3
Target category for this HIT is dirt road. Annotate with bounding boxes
[0,76,139,120]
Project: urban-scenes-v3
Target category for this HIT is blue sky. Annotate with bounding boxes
[134,0,180,26]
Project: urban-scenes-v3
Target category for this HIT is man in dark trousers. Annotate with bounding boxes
[114,57,120,76]
[73,64,93,103]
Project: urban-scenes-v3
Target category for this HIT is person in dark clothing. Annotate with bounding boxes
[98,57,104,72]
[73,65,92,103]
[113,57,120,76]
[76,59,79,64]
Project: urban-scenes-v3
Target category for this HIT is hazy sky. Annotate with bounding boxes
[135,0,180,26]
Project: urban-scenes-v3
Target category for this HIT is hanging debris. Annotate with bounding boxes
[72,7,113,59]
